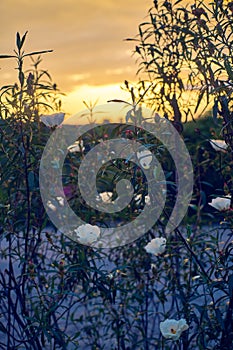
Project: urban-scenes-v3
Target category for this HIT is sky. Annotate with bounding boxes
[0,0,152,122]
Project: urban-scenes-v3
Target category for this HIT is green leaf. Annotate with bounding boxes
[0,321,7,334]
[28,171,35,190]
[215,309,224,330]
[213,100,218,124]
[200,190,206,206]
[23,49,53,57]
[18,71,24,87]
[107,99,131,106]
[194,89,205,114]
[228,274,233,297]
[224,57,233,80]
[16,32,21,51]
[0,55,16,59]
[20,31,28,49]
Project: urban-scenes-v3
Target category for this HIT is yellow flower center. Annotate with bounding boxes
[171,328,177,334]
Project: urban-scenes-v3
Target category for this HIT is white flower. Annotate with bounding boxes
[192,275,201,281]
[74,224,100,245]
[56,196,64,206]
[40,112,65,127]
[96,192,113,203]
[145,195,151,205]
[209,139,228,152]
[107,273,114,280]
[144,237,166,256]
[46,197,64,211]
[47,201,56,212]
[160,318,189,340]
[67,140,85,153]
[150,263,157,274]
[135,194,151,205]
[137,149,153,169]
[209,196,231,211]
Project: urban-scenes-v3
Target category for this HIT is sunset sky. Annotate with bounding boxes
[0,0,152,121]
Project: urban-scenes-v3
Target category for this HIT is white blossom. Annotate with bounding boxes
[137,149,153,169]
[209,196,231,211]
[107,273,114,280]
[74,224,100,245]
[46,197,64,211]
[96,192,113,203]
[145,195,151,205]
[56,196,65,206]
[135,194,151,205]
[144,237,166,256]
[47,201,57,212]
[209,139,228,152]
[67,140,85,153]
[160,318,189,340]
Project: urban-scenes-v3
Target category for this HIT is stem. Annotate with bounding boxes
[7,233,12,348]
[220,293,233,349]
[144,276,149,350]
[174,225,210,281]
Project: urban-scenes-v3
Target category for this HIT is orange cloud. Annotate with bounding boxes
[0,0,152,93]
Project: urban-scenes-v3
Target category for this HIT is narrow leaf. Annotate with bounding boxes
[16,32,21,51]
[20,31,28,49]
[213,100,218,124]
[194,89,205,114]
[107,99,132,106]
[228,274,233,297]
[224,57,233,80]
[0,55,16,59]
[23,49,53,57]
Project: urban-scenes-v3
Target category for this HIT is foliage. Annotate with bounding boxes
[127,0,233,150]
[1,5,233,348]
[182,115,231,224]
[0,32,109,350]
